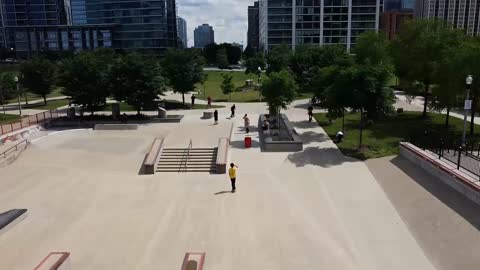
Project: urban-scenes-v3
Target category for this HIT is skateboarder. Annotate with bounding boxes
[308,105,313,122]
[214,109,219,125]
[191,94,196,108]
[243,114,250,133]
[230,104,236,118]
[207,96,212,108]
[229,163,238,192]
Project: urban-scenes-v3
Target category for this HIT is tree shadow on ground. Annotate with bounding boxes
[390,156,480,230]
[286,146,358,168]
[298,131,330,144]
[291,120,321,130]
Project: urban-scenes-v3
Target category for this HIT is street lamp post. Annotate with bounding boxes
[462,75,473,146]
[257,66,262,84]
[14,76,22,116]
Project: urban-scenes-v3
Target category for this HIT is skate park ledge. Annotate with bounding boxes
[143,138,165,174]
[400,142,480,206]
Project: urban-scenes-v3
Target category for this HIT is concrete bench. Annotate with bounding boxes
[181,252,205,270]
[143,138,164,175]
[216,138,229,174]
[203,111,213,119]
[94,124,138,130]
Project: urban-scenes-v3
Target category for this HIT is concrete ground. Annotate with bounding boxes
[0,98,472,270]
[366,156,480,270]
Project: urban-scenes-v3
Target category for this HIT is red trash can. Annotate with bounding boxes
[244,137,252,148]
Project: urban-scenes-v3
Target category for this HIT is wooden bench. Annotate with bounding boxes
[181,252,205,270]
[216,138,229,174]
[143,138,164,174]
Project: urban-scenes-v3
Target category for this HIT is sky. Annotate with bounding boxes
[177,0,256,47]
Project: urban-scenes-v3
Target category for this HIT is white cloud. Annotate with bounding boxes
[177,0,255,47]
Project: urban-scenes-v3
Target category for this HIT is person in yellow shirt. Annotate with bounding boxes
[228,163,238,193]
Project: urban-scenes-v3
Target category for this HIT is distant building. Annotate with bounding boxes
[259,0,382,52]
[194,24,214,48]
[177,17,188,48]
[248,1,260,51]
[415,0,480,36]
[381,10,414,40]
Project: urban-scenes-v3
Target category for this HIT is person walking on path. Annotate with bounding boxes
[207,96,212,108]
[308,105,314,122]
[213,109,219,125]
[230,104,236,118]
[243,114,250,133]
[228,163,238,192]
[191,94,196,108]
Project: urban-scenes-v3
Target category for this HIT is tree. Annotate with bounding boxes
[245,54,266,75]
[58,51,112,115]
[260,70,298,128]
[220,43,242,65]
[203,43,218,64]
[19,57,56,105]
[354,31,391,66]
[0,73,17,117]
[162,48,206,104]
[391,19,464,118]
[216,48,229,69]
[243,45,256,59]
[266,44,291,74]
[220,73,235,100]
[110,54,165,115]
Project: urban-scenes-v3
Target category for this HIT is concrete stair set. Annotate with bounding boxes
[157,147,218,173]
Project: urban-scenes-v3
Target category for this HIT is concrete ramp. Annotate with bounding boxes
[0,209,27,232]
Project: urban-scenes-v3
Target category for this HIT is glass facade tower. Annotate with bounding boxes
[259,0,382,51]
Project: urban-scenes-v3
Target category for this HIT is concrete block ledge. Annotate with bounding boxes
[399,142,480,205]
[216,138,229,174]
[143,138,164,175]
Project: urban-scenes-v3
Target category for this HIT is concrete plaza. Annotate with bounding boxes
[0,98,477,270]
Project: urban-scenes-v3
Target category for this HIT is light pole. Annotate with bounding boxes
[257,66,262,84]
[14,76,22,116]
[462,75,473,146]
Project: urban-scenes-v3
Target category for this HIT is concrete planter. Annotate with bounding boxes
[258,114,303,152]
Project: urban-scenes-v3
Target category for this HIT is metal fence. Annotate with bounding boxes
[411,136,480,180]
[0,110,64,136]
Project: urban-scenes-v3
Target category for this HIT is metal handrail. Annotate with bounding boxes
[1,139,28,159]
[179,139,193,172]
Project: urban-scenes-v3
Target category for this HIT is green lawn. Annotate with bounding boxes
[6,87,65,104]
[314,111,480,160]
[24,98,70,110]
[197,71,313,102]
[0,113,21,124]
[102,100,224,112]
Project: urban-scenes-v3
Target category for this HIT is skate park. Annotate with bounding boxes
[0,98,479,270]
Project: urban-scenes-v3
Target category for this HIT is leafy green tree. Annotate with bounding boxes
[0,72,17,104]
[110,54,165,115]
[391,19,464,118]
[220,73,235,100]
[266,44,291,74]
[243,45,256,59]
[58,51,113,115]
[354,31,391,65]
[19,57,56,105]
[203,43,218,64]
[245,54,266,75]
[216,48,229,69]
[162,48,206,104]
[260,70,298,121]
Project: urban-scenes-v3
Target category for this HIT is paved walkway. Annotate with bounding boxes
[366,156,480,270]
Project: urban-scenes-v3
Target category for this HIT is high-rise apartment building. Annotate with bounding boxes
[259,0,382,51]
[381,10,413,39]
[0,0,72,27]
[416,0,480,36]
[248,1,260,50]
[177,17,187,48]
[194,23,214,48]
[80,0,178,52]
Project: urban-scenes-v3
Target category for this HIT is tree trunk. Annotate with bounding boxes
[359,108,363,148]
[24,94,29,105]
[445,107,450,129]
[342,107,345,133]
[43,95,47,105]
[422,84,428,118]
[137,109,141,115]
[182,93,185,105]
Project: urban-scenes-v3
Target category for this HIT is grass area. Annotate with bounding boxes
[101,100,224,112]
[24,98,70,110]
[103,102,137,112]
[314,111,480,160]
[197,71,313,102]
[0,113,21,124]
[6,87,64,103]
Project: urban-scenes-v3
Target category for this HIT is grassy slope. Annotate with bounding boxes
[314,111,480,160]
[0,114,21,125]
